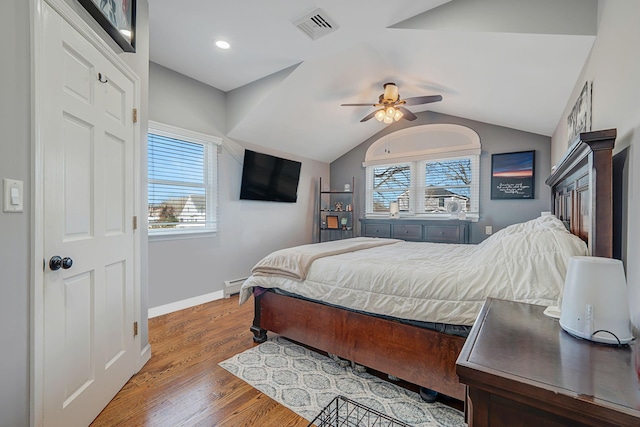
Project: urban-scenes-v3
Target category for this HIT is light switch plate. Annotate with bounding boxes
[3,179,23,213]
[485,225,493,235]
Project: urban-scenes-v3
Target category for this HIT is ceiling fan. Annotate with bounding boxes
[341,82,442,123]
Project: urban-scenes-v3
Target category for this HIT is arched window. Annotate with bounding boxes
[363,124,481,219]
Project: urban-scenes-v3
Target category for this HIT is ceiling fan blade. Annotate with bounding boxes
[398,107,417,121]
[360,111,378,122]
[402,95,443,106]
[341,103,379,107]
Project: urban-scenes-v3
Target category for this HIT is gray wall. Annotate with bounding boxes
[550,0,640,330]
[331,111,552,244]
[148,63,329,308]
[0,1,31,425]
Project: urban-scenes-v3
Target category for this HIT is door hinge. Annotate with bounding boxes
[133,321,138,337]
[133,215,138,230]
[132,108,138,123]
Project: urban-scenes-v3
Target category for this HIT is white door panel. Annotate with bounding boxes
[62,113,94,239]
[42,3,136,426]
[104,134,126,235]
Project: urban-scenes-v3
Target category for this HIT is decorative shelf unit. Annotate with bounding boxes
[318,177,355,242]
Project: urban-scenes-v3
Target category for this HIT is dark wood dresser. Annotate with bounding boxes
[359,218,469,243]
[456,298,640,427]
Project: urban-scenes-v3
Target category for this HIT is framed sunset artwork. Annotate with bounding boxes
[491,150,535,200]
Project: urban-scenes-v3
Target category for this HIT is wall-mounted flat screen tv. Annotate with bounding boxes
[239,149,302,203]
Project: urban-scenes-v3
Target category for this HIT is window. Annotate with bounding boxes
[364,124,481,219]
[370,163,413,213]
[148,122,221,236]
[420,157,474,213]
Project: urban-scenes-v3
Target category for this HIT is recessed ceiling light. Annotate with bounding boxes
[215,40,231,50]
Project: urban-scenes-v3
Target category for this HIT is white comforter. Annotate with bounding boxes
[240,216,588,326]
[251,237,400,280]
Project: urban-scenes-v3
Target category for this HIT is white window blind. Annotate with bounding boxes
[418,156,479,214]
[147,122,220,236]
[367,163,412,213]
[365,155,479,218]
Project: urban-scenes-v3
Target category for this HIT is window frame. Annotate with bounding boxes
[365,154,480,220]
[147,121,221,238]
[365,161,415,214]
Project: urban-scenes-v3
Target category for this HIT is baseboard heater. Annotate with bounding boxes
[224,277,248,298]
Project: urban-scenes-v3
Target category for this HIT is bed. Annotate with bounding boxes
[241,129,617,401]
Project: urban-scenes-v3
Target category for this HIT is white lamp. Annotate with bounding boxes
[389,201,399,219]
[559,256,633,345]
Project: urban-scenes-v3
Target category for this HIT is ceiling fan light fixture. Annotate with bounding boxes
[383,83,399,102]
[385,106,396,118]
[341,82,442,124]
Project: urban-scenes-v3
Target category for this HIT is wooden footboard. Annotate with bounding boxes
[251,290,466,401]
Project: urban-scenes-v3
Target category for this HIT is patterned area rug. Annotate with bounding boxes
[219,337,465,426]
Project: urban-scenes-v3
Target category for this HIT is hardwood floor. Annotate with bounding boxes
[90,295,308,427]
[91,295,462,426]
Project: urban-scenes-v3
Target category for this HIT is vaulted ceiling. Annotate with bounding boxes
[149,0,597,163]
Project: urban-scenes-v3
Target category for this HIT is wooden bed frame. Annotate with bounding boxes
[545,128,616,258]
[250,129,617,402]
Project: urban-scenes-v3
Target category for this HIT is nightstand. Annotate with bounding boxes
[456,298,640,427]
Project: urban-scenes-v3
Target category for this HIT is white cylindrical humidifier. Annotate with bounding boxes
[559,256,633,345]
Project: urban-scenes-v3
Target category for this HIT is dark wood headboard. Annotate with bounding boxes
[545,129,616,257]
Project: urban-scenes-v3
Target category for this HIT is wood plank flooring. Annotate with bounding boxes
[90,295,308,427]
[90,295,461,426]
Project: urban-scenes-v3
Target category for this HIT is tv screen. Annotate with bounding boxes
[239,150,302,203]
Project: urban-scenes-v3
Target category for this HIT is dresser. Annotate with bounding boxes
[456,298,640,427]
[359,218,469,243]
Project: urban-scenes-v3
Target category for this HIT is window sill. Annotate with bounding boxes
[364,213,479,222]
[148,229,217,242]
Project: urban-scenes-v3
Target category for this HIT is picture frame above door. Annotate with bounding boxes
[77,0,136,52]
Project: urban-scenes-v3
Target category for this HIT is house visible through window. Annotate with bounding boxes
[421,158,472,213]
[147,122,221,235]
[364,124,481,219]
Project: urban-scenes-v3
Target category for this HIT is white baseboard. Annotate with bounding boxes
[148,290,225,318]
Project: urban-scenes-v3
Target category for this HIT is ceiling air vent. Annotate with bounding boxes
[293,9,339,40]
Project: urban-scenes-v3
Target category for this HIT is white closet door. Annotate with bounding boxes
[41,3,136,426]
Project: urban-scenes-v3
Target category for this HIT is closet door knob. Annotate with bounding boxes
[49,256,73,271]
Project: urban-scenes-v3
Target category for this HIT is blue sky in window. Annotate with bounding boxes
[148,134,205,205]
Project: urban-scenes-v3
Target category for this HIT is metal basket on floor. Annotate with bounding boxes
[308,395,411,427]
